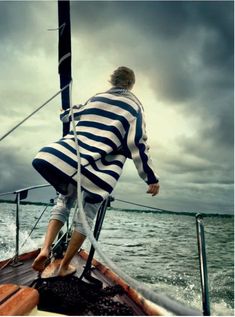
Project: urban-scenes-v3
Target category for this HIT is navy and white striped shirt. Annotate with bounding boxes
[34,88,159,200]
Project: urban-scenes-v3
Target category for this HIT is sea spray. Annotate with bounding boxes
[1,213,39,260]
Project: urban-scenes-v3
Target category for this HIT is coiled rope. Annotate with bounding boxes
[69,82,201,316]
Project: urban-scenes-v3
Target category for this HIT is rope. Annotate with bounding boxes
[0,84,70,142]
[69,82,201,316]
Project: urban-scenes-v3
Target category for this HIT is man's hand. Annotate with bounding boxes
[147,183,160,196]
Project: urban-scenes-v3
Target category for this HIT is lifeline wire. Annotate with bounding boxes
[0,83,70,142]
[69,82,201,316]
[115,198,163,211]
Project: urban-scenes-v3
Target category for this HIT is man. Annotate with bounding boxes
[32,66,160,276]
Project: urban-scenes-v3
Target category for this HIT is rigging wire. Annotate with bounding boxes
[69,82,201,316]
[0,84,70,142]
[20,197,57,249]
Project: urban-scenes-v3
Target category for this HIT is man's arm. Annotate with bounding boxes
[60,104,84,123]
[60,95,94,123]
[126,108,160,195]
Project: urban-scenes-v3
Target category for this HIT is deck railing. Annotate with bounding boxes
[0,184,52,265]
[196,214,211,315]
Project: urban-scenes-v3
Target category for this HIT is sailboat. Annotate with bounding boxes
[0,1,208,315]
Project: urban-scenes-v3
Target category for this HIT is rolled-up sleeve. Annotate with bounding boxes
[126,108,159,184]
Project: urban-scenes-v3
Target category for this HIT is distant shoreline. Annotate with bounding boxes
[0,199,233,217]
[0,199,54,207]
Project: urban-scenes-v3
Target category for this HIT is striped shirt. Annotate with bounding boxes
[34,88,159,200]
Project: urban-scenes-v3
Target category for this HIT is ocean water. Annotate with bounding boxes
[0,202,233,316]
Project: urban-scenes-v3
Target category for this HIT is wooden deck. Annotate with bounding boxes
[0,250,40,286]
[0,249,165,316]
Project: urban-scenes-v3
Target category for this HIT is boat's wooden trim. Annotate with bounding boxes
[79,249,168,316]
[0,284,20,303]
[0,284,39,316]
[0,249,40,269]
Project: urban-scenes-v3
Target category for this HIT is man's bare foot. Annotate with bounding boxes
[32,249,50,272]
[58,264,76,277]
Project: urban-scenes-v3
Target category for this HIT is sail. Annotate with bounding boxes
[58,0,72,136]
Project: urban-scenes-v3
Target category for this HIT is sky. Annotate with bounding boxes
[0,0,233,214]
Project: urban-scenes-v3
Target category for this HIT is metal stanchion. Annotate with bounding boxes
[196,213,210,316]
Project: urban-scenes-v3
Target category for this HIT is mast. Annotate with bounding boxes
[58,0,72,136]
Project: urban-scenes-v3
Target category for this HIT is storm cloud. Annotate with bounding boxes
[0,1,233,214]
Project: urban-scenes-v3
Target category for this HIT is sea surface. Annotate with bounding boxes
[0,202,234,316]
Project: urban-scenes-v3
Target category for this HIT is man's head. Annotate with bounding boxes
[110,66,135,90]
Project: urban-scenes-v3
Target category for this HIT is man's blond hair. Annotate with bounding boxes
[110,66,135,89]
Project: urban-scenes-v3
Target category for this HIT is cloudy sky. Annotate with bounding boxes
[0,0,233,214]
